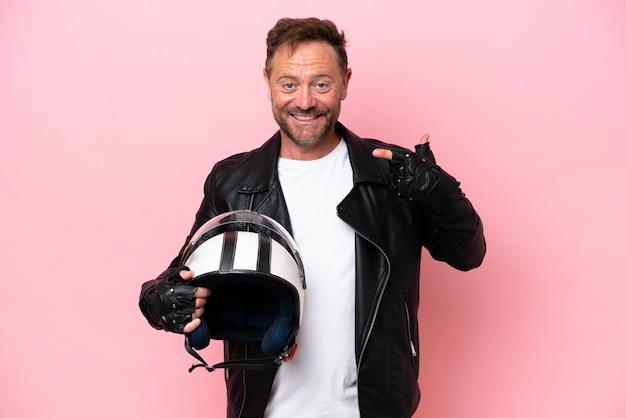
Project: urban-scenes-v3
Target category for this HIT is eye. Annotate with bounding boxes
[316,83,328,90]
[283,82,295,90]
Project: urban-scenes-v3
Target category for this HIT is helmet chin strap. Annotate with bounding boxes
[184,336,298,373]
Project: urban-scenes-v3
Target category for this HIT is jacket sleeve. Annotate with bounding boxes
[418,166,486,271]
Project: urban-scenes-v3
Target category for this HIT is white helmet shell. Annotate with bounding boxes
[181,210,305,358]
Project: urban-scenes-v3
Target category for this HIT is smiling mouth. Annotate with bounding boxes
[291,113,321,121]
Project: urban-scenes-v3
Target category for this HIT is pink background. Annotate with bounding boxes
[2,0,625,417]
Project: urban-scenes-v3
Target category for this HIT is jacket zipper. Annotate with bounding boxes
[355,231,391,371]
[403,293,417,364]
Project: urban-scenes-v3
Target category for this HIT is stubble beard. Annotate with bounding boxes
[273,104,341,150]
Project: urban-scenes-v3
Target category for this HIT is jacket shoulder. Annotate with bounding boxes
[211,134,279,174]
[212,145,263,172]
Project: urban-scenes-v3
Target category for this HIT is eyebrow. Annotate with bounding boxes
[276,74,334,82]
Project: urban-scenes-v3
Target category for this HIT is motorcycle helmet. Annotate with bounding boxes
[180,210,306,371]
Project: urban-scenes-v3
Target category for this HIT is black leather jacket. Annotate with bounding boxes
[158,122,485,417]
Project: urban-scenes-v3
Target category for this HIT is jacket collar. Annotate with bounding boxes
[238,122,388,193]
[338,122,389,185]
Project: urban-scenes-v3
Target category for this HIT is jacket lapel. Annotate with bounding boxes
[237,132,294,234]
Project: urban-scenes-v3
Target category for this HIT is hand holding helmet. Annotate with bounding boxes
[139,266,210,334]
[140,210,305,373]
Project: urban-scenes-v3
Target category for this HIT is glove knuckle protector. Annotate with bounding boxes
[139,266,197,333]
[414,142,437,164]
[391,143,440,200]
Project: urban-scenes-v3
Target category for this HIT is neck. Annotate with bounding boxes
[279,132,341,161]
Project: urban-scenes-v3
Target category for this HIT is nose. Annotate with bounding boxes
[294,86,315,110]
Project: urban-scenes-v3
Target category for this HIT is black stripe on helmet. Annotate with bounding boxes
[257,232,272,274]
[220,230,237,271]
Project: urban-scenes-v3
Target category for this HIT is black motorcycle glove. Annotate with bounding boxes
[139,266,196,333]
[390,142,441,201]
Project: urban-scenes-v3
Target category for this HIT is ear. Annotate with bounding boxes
[340,68,352,100]
[263,68,272,101]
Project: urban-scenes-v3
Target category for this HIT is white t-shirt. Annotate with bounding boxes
[264,139,358,418]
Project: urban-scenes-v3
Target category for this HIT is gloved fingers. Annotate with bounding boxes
[392,145,440,200]
[159,280,198,333]
[390,149,412,162]
[391,134,430,160]
[377,135,438,199]
[161,311,193,333]
[375,133,430,161]
[414,139,436,164]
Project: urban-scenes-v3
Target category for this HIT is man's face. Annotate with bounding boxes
[264,41,351,152]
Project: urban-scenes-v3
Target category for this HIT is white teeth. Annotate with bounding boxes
[293,114,317,121]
